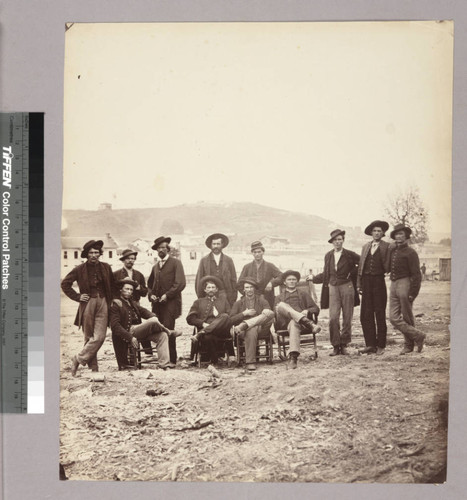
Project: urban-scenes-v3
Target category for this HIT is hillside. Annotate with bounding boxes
[62,202,361,246]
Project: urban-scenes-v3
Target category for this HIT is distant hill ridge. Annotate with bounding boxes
[62,202,362,246]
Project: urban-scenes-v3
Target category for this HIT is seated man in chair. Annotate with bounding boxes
[230,277,275,371]
[186,275,233,366]
[110,277,175,370]
[274,270,321,369]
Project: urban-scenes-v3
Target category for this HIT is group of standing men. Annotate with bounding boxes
[61,220,426,376]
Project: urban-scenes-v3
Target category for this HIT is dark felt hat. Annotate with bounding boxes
[81,239,103,258]
[328,229,346,244]
[364,220,389,236]
[390,224,412,240]
[199,275,223,291]
[205,233,229,249]
[250,241,265,252]
[152,236,171,250]
[281,270,301,282]
[119,248,138,261]
[238,276,259,289]
[117,277,139,289]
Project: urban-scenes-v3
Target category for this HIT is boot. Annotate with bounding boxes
[70,355,79,377]
[329,346,340,356]
[415,333,426,353]
[400,345,414,355]
[358,346,376,354]
[340,345,350,355]
[289,352,298,369]
[376,347,385,355]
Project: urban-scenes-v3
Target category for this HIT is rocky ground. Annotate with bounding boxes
[59,280,450,483]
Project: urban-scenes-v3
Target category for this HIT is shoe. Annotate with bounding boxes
[359,346,376,354]
[236,322,249,333]
[71,356,79,377]
[400,346,414,355]
[329,347,340,357]
[376,347,385,355]
[289,357,298,369]
[246,363,257,371]
[169,330,183,338]
[299,317,315,331]
[192,330,205,342]
[340,345,350,355]
[167,363,176,369]
[415,333,426,353]
[311,324,321,334]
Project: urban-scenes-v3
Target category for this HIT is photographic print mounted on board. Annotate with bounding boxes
[60,22,452,482]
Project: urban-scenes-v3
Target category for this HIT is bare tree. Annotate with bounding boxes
[383,186,429,245]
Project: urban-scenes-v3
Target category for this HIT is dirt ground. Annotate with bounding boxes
[59,280,450,483]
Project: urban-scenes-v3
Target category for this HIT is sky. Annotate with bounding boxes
[63,22,453,237]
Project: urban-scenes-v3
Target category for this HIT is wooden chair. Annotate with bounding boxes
[190,327,234,368]
[235,325,274,365]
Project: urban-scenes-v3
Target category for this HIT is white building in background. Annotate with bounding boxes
[61,233,120,277]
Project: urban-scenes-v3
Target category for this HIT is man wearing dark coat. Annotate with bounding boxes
[113,248,152,356]
[113,248,148,302]
[309,230,360,356]
[147,236,186,365]
[195,233,237,306]
[187,275,233,365]
[356,220,391,355]
[274,270,321,369]
[388,224,425,354]
[237,240,282,308]
[110,277,170,370]
[230,277,275,371]
[61,240,115,376]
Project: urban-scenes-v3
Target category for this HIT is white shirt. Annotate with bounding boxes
[334,249,342,269]
[370,241,380,255]
[213,253,221,265]
[158,254,170,268]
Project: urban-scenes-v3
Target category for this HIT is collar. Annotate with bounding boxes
[334,249,343,253]
[285,288,298,294]
[159,254,170,263]
[395,241,409,249]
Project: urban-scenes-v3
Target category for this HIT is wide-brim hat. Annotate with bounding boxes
[199,275,223,292]
[250,240,265,252]
[152,236,171,250]
[81,239,103,258]
[238,276,259,289]
[328,229,346,244]
[390,224,412,240]
[119,248,138,261]
[281,270,301,282]
[364,220,389,236]
[205,233,229,249]
[117,277,139,289]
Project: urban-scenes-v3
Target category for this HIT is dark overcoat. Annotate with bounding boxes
[186,295,231,330]
[61,261,114,328]
[195,253,237,305]
[147,257,186,319]
[313,248,360,309]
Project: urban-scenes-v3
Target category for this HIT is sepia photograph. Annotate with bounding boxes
[59,21,452,483]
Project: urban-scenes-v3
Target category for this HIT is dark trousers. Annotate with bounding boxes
[360,274,387,348]
[153,302,177,364]
[112,334,130,369]
[197,313,233,364]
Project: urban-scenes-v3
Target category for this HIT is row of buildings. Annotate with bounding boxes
[60,232,451,281]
